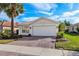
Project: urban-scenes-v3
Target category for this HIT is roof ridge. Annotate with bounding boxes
[20,17,59,26]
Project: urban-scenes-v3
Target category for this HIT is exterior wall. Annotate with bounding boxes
[3,27,18,30]
[18,25,29,35]
[3,27,11,30]
[73,26,77,32]
[3,27,19,33]
[69,26,73,32]
[69,26,78,32]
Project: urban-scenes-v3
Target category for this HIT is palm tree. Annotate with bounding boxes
[0,3,24,36]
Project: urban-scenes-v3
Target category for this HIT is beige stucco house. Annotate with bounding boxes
[69,23,79,32]
[0,21,19,33]
[19,18,59,36]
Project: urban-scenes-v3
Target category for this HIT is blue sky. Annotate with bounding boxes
[0,3,79,24]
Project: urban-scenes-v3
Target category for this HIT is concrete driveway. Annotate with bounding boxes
[8,36,56,48]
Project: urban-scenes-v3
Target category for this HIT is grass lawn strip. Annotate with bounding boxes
[56,33,79,51]
[0,40,14,44]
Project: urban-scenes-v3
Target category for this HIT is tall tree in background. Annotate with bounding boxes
[64,20,70,26]
[0,3,24,36]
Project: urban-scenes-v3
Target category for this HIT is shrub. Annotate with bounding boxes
[0,29,23,39]
[0,32,22,39]
[1,33,11,39]
[4,29,11,34]
[0,29,11,39]
[58,23,65,32]
[57,31,64,39]
[76,27,79,33]
[18,35,22,38]
[10,35,22,39]
[65,29,69,33]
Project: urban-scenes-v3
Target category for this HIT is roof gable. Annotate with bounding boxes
[31,18,58,25]
[21,17,59,26]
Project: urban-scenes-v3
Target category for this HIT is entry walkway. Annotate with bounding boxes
[0,44,79,56]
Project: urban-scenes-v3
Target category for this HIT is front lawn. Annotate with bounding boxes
[0,40,14,44]
[56,33,79,51]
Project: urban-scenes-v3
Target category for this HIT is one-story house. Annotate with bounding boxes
[0,21,19,34]
[19,18,59,36]
[68,23,79,32]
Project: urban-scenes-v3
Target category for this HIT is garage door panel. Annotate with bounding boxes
[32,26,57,36]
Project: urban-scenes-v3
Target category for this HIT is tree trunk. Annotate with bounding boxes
[1,24,3,33]
[1,21,4,33]
[11,17,14,36]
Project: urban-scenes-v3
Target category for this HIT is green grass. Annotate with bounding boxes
[56,33,79,51]
[0,40,14,44]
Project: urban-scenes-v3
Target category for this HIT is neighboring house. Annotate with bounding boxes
[19,18,59,36]
[1,21,19,33]
[69,23,79,32]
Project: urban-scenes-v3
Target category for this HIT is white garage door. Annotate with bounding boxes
[32,26,58,36]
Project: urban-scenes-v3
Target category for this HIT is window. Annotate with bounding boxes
[22,26,29,33]
[22,30,26,33]
[22,30,29,33]
[26,30,29,33]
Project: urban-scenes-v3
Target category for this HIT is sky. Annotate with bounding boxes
[0,3,79,24]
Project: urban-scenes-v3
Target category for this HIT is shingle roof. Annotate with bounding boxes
[2,21,19,27]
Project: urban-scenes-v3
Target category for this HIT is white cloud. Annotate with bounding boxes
[63,12,73,17]
[63,10,79,17]
[73,17,79,23]
[57,13,79,24]
[0,11,10,20]
[73,10,79,14]
[31,3,57,12]
[58,9,79,24]
[38,11,53,16]
[15,14,79,24]
[16,17,39,22]
[47,15,59,21]
[30,3,58,16]
[69,16,79,24]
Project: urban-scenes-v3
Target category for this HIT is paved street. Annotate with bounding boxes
[0,44,63,56]
[0,44,78,56]
[0,51,31,56]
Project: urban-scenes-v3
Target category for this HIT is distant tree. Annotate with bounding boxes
[58,23,65,32]
[64,20,70,26]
